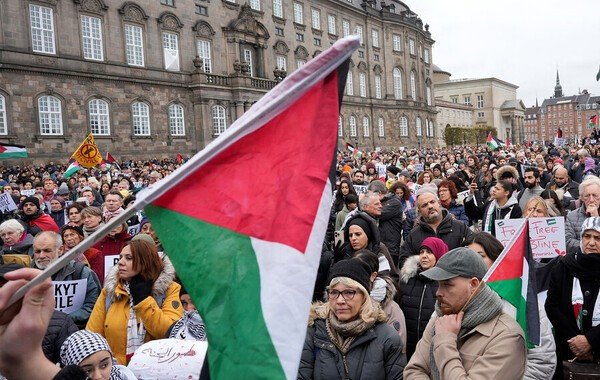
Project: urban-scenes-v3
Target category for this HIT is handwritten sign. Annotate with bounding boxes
[104,254,120,279]
[20,189,36,197]
[495,219,527,246]
[529,217,566,259]
[52,279,87,314]
[353,185,368,194]
[128,339,207,379]
[0,193,17,213]
[414,163,425,173]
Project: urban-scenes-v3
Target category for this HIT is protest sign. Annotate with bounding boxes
[0,193,17,213]
[128,224,140,236]
[414,163,424,173]
[456,190,469,205]
[128,339,207,379]
[104,254,120,279]
[52,279,87,314]
[495,219,527,246]
[353,185,368,194]
[376,164,387,179]
[528,217,566,259]
[20,189,36,197]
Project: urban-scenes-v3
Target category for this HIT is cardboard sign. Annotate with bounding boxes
[495,219,527,246]
[353,185,368,194]
[104,254,120,278]
[529,217,566,259]
[20,189,36,197]
[128,339,207,379]
[0,193,17,213]
[414,163,425,173]
[52,279,87,314]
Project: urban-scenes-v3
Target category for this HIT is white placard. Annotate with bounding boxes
[104,254,120,279]
[0,193,17,213]
[128,339,207,379]
[376,164,387,178]
[353,185,368,194]
[414,163,425,173]
[495,219,527,246]
[128,224,140,236]
[52,279,87,314]
[528,217,566,259]
[20,189,36,197]
[456,190,470,205]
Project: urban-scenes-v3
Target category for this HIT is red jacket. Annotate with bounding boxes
[29,213,60,233]
[89,230,131,284]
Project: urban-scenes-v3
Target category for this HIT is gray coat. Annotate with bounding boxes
[565,205,587,255]
[298,318,405,380]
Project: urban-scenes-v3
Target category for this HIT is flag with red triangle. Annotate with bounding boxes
[141,36,359,379]
[176,153,183,164]
[483,220,540,348]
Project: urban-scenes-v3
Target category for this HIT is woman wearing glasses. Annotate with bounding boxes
[565,176,600,255]
[298,258,405,380]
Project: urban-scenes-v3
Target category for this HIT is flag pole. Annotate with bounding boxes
[6,36,361,308]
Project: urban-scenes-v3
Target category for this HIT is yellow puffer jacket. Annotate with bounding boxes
[86,256,183,365]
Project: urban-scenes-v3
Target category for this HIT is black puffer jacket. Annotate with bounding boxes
[378,194,403,266]
[398,210,472,269]
[298,316,405,379]
[43,310,78,364]
[399,255,438,360]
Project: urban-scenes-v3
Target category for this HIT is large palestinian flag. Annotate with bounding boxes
[143,37,359,379]
[0,143,27,159]
[483,219,541,348]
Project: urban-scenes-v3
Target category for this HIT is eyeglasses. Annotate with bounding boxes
[327,289,357,300]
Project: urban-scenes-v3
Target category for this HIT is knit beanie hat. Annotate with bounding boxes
[387,165,400,176]
[21,196,39,209]
[56,182,70,196]
[347,217,374,242]
[60,330,113,366]
[420,237,449,261]
[51,196,65,207]
[328,259,372,292]
[60,224,84,239]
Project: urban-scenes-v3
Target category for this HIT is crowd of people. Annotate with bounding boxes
[0,141,599,379]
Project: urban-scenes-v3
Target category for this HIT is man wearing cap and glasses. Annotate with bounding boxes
[404,247,526,379]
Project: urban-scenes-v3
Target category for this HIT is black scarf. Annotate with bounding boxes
[563,251,600,281]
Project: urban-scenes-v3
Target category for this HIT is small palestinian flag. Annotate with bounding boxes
[64,161,80,179]
[0,143,27,159]
[590,115,598,128]
[486,132,503,150]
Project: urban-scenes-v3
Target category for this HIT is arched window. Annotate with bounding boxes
[38,95,63,135]
[416,117,422,136]
[410,70,417,100]
[378,117,385,137]
[363,116,370,137]
[393,68,403,100]
[399,116,408,137]
[212,105,227,135]
[168,104,185,136]
[349,116,357,137]
[374,75,382,99]
[338,116,343,137]
[131,102,150,136]
[89,99,110,135]
[0,94,6,135]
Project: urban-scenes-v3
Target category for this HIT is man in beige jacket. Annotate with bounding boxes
[404,247,526,379]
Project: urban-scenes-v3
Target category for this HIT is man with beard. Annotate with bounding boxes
[545,166,580,210]
[404,247,526,378]
[352,170,366,186]
[518,167,544,210]
[19,196,59,235]
[398,190,472,269]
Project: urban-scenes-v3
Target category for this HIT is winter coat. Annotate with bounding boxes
[517,185,544,210]
[21,211,60,235]
[398,209,472,270]
[0,232,34,256]
[86,257,184,365]
[90,230,132,283]
[565,205,588,255]
[545,252,600,377]
[377,276,407,353]
[335,204,350,232]
[546,179,580,211]
[444,200,469,226]
[297,308,405,380]
[464,195,522,235]
[398,256,438,360]
[49,209,68,228]
[378,194,404,266]
[404,312,526,379]
[43,310,78,364]
[52,260,101,327]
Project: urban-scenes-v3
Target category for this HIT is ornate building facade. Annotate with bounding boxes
[0,0,437,161]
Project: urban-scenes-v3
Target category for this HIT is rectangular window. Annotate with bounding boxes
[296,60,306,69]
[371,29,379,48]
[273,0,283,18]
[354,25,363,44]
[81,15,103,61]
[89,100,110,136]
[478,111,485,118]
[424,48,430,63]
[359,72,366,97]
[342,20,350,37]
[249,0,260,11]
[38,96,63,135]
[0,96,6,135]
[374,54,379,61]
[375,75,382,99]
[451,96,458,103]
[295,33,304,42]
[293,2,303,24]
[243,49,253,76]
[327,15,336,35]
[132,103,150,136]
[311,8,320,30]
[463,96,471,105]
[392,34,402,51]
[346,72,353,96]
[124,24,144,66]
[275,27,284,36]
[477,95,484,108]
[29,4,55,54]
[161,0,174,5]
[358,51,364,58]
[378,118,385,137]
[276,55,286,71]
[409,38,415,55]
[169,104,185,136]
[196,39,212,73]
[313,38,321,46]
[162,32,179,71]
[195,4,208,15]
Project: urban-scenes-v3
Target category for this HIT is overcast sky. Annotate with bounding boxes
[409,0,600,107]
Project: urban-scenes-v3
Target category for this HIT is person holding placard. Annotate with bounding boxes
[464,180,522,235]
